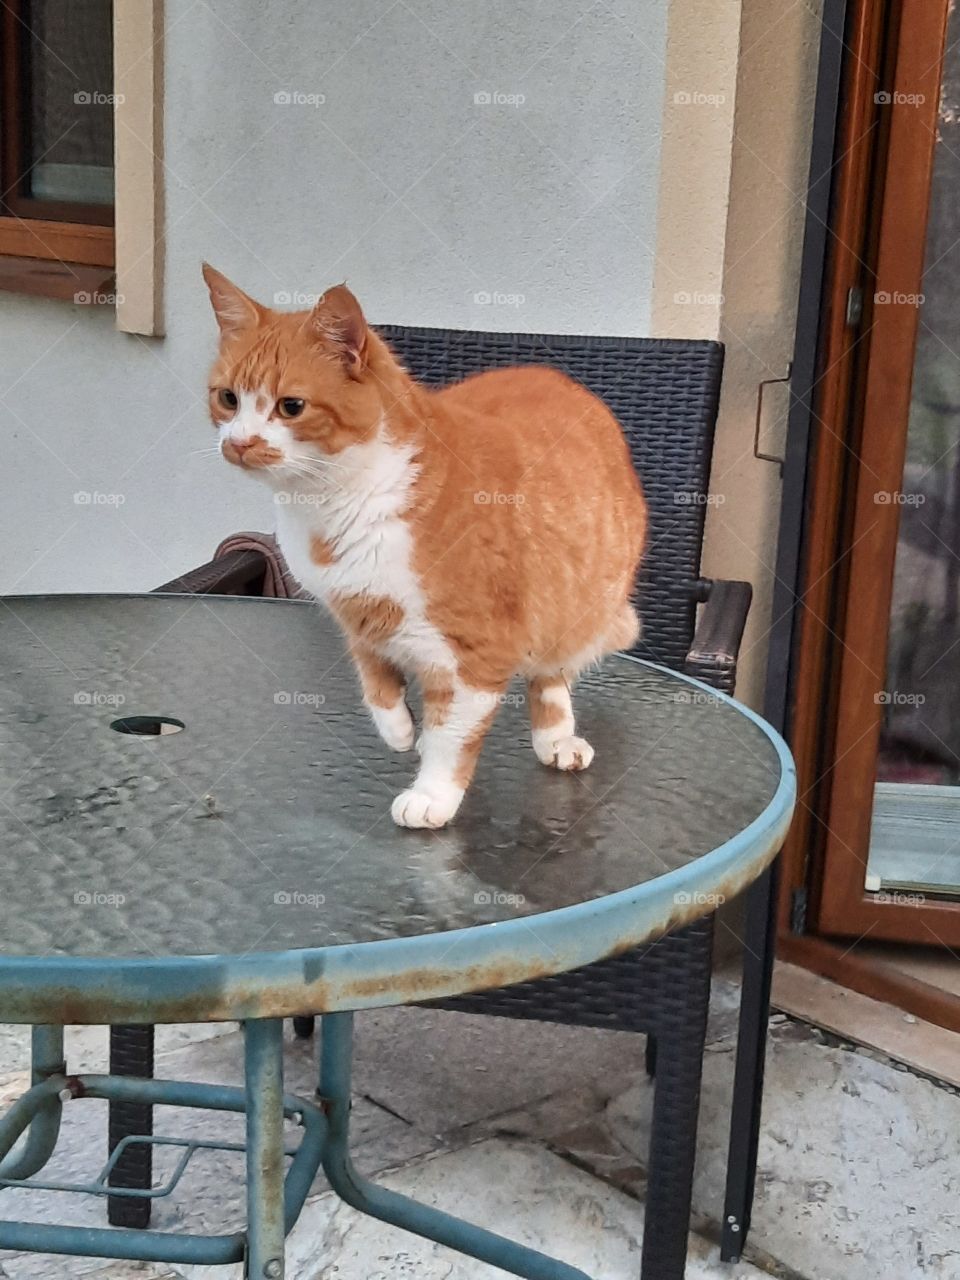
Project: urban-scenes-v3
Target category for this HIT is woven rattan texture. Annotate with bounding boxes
[685,654,737,696]
[432,913,714,1035]
[378,326,724,670]
[107,1024,154,1228]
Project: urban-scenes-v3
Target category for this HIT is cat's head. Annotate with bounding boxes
[202,264,387,482]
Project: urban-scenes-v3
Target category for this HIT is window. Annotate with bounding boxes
[0,0,115,291]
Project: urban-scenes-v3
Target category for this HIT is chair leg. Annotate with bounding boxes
[640,925,712,1280]
[721,859,780,1261]
[107,1024,155,1227]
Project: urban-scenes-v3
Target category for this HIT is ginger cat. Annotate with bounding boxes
[203,265,647,829]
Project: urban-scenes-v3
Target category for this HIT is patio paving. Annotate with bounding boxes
[0,970,955,1280]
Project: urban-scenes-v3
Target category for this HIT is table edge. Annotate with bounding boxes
[0,629,797,1024]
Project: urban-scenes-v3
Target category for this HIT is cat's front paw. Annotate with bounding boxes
[538,734,595,771]
[391,784,463,829]
[370,702,415,752]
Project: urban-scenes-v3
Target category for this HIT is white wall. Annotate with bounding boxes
[0,0,669,594]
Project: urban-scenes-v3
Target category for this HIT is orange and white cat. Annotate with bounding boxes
[203,265,647,829]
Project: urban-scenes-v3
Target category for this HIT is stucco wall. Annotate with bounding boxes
[0,0,669,594]
[704,0,825,708]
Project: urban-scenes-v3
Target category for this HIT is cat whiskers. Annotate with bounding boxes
[288,453,350,474]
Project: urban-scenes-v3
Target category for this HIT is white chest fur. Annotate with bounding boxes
[274,435,454,675]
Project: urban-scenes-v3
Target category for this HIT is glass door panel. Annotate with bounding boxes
[868,5,960,899]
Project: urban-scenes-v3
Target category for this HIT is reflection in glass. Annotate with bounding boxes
[869,12,960,897]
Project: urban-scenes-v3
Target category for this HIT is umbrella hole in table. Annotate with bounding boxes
[109,716,185,737]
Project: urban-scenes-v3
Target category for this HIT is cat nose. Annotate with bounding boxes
[221,437,256,465]
[230,437,264,458]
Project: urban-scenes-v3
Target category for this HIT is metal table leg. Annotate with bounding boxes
[244,1019,286,1280]
[0,1026,64,1180]
[319,1011,592,1280]
[721,858,780,1261]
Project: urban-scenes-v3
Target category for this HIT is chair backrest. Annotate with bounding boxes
[378,325,725,670]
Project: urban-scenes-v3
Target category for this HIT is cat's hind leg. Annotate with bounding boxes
[351,643,415,752]
[391,672,503,829]
[527,673,595,771]
[525,603,637,770]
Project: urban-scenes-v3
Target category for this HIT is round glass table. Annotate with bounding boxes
[0,595,795,1280]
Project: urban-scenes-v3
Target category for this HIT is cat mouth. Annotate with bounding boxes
[221,439,284,469]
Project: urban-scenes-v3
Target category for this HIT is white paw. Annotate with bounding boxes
[391,785,463,829]
[370,702,415,752]
[541,734,595,771]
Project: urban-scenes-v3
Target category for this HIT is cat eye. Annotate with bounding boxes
[277,397,305,420]
[217,388,238,411]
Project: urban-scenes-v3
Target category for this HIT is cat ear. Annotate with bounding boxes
[309,284,368,378]
[202,263,262,337]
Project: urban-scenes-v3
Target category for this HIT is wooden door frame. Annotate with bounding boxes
[815,0,960,944]
[776,0,960,992]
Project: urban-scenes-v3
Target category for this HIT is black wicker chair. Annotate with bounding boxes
[109,327,772,1278]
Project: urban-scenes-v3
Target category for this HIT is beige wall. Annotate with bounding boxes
[652,0,824,709]
[651,0,741,338]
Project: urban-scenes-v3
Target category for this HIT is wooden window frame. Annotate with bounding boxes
[0,0,115,275]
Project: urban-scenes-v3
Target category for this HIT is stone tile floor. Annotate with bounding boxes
[0,972,955,1280]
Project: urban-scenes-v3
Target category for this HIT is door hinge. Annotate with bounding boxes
[790,887,808,934]
[845,285,864,328]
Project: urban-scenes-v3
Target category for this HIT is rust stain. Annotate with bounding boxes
[13,834,786,1025]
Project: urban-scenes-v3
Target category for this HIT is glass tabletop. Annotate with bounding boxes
[0,595,788,970]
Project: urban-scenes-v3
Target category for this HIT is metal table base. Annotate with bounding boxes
[0,1016,594,1280]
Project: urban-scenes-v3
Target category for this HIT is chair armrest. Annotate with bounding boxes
[683,579,752,696]
[153,550,268,596]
